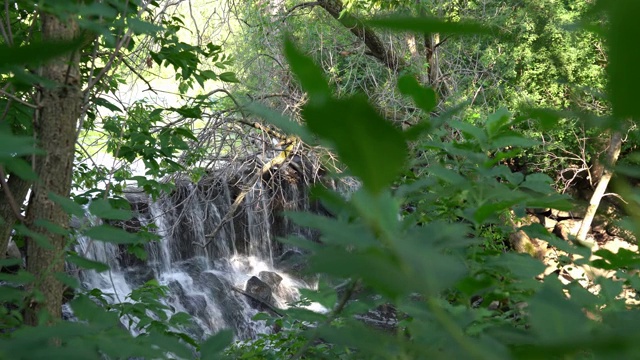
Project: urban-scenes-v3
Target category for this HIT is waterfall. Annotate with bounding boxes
[74,172,321,340]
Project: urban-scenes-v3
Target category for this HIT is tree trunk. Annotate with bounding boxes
[0,171,31,259]
[576,131,623,244]
[317,0,406,71]
[24,13,81,325]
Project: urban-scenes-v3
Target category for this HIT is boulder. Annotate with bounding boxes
[276,249,306,273]
[123,266,155,287]
[553,219,582,241]
[258,271,283,288]
[6,240,21,261]
[245,276,273,305]
[509,230,547,260]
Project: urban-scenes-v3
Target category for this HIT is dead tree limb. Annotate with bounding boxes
[317,0,406,71]
[231,286,285,317]
[576,131,624,245]
[198,137,298,247]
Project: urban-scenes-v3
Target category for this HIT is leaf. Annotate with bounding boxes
[54,272,81,289]
[367,16,495,36]
[284,38,331,104]
[246,102,314,143]
[84,225,140,244]
[303,96,407,194]
[200,329,233,359]
[94,97,122,113]
[48,192,85,218]
[3,157,37,181]
[528,280,589,341]
[67,253,110,273]
[397,75,436,113]
[218,71,239,83]
[607,0,640,120]
[89,199,132,220]
[0,133,41,160]
[127,18,164,35]
[485,108,511,137]
[0,39,83,69]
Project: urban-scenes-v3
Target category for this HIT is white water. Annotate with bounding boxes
[73,176,320,340]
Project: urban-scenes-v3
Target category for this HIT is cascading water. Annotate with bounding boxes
[73,171,320,340]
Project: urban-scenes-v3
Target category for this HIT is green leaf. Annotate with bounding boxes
[54,272,81,289]
[89,199,132,221]
[218,71,239,83]
[48,192,85,218]
[94,97,122,113]
[303,96,407,194]
[397,75,436,113]
[0,39,83,69]
[3,157,37,181]
[67,253,110,273]
[0,133,41,160]
[607,0,640,120]
[84,225,140,244]
[246,102,314,143]
[284,38,331,104]
[485,108,511,137]
[127,18,164,35]
[528,280,589,341]
[200,329,233,359]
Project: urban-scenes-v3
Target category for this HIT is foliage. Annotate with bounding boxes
[2,0,640,359]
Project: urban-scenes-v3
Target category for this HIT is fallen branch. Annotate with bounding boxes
[231,286,284,317]
[198,137,298,247]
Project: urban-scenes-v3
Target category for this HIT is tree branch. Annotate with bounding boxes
[317,0,406,71]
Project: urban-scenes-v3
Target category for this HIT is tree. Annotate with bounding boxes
[23,11,82,325]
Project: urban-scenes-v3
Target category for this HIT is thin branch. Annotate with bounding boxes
[0,89,38,109]
[284,1,320,19]
[4,0,13,46]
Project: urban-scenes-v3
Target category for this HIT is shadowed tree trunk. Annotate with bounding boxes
[24,12,81,325]
[0,170,31,259]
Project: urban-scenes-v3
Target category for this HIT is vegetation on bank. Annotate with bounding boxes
[1,0,640,359]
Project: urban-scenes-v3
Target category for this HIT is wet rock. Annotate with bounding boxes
[245,276,273,305]
[176,257,209,278]
[6,240,21,261]
[184,294,208,318]
[258,271,283,288]
[123,266,155,287]
[200,271,255,338]
[276,249,306,273]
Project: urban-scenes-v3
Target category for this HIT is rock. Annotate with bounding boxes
[258,271,283,288]
[245,276,273,305]
[276,249,306,273]
[183,294,208,318]
[176,257,209,278]
[6,240,21,261]
[354,304,397,333]
[606,223,637,243]
[551,206,587,219]
[553,219,583,241]
[509,230,547,260]
[541,216,557,231]
[123,266,155,287]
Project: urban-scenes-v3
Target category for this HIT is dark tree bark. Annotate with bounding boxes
[24,12,81,325]
[317,0,406,71]
[0,171,31,259]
